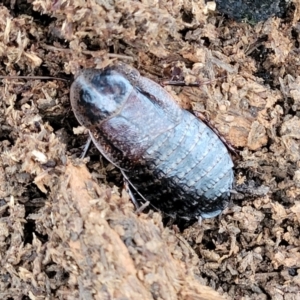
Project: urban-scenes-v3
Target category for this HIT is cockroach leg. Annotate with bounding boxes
[121,170,173,217]
[135,201,150,215]
[123,177,140,209]
[198,216,203,226]
[81,135,92,159]
[120,169,148,207]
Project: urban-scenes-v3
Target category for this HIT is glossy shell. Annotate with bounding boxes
[70,63,234,221]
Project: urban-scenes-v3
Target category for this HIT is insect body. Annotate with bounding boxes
[70,63,234,221]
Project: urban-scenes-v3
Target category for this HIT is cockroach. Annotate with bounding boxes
[70,62,234,221]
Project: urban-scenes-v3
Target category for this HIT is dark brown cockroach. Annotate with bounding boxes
[70,62,234,222]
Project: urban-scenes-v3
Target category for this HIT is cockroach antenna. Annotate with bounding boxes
[161,75,228,87]
[0,75,70,82]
